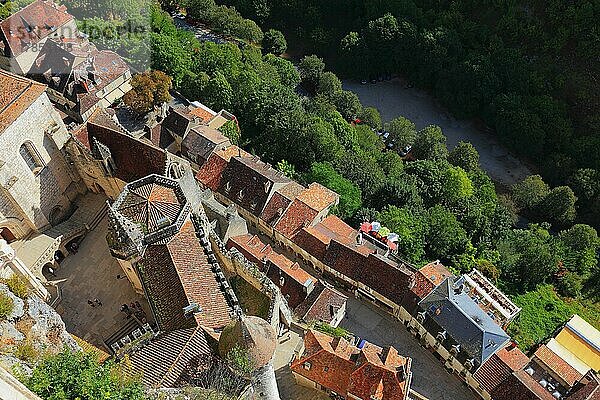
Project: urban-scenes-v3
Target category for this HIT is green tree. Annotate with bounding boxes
[263,54,300,88]
[536,186,577,226]
[442,166,474,204]
[384,117,416,149]
[204,71,234,109]
[569,168,599,202]
[332,90,362,120]
[412,125,448,160]
[358,107,382,130]
[448,141,480,172]
[218,120,241,145]
[24,351,144,400]
[425,205,468,260]
[511,175,550,211]
[378,205,426,263]
[150,33,192,87]
[276,159,298,180]
[305,162,362,219]
[298,55,325,94]
[262,29,287,55]
[317,72,342,98]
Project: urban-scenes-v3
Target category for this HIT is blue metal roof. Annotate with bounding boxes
[419,276,510,365]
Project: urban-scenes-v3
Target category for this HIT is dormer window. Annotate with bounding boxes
[250,201,257,211]
[237,189,244,201]
[264,181,271,193]
[224,181,231,194]
[303,362,311,370]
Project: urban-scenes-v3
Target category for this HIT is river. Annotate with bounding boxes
[343,78,532,187]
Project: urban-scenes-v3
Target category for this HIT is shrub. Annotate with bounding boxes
[6,275,28,299]
[14,341,38,363]
[0,291,14,319]
[314,322,352,339]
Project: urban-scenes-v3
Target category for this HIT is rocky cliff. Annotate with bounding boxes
[0,283,80,374]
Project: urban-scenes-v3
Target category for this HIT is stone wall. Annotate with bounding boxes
[0,92,82,232]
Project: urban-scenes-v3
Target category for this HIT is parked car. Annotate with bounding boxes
[399,145,412,157]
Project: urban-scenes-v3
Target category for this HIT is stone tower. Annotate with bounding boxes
[218,315,281,400]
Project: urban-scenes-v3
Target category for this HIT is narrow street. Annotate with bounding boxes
[340,297,478,400]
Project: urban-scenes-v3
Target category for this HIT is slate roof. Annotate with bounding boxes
[291,330,411,400]
[294,281,348,324]
[473,344,529,393]
[30,38,130,113]
[0,70,46,133]
[80,109,168,183]
[419,277,510,367]
[218,156,290,215]
[567,372,599,400]
[0,0,73,58]
[127,327,212,388]
[534,345,584,387]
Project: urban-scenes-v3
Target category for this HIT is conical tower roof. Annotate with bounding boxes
[218,315,277,369]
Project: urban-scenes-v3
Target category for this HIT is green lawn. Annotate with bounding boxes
[229,276,270,320]
[508,284,600,351]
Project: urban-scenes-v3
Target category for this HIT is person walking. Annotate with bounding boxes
[87,300,96,308]
[93,298,102,307]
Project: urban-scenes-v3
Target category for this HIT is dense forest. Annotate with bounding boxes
[2,0,599,349]
[218,0,600,229]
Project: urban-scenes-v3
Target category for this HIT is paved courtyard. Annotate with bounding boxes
[340,297,477,400]
[52,216,150,350]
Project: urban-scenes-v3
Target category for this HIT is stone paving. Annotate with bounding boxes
[53,216,150,350]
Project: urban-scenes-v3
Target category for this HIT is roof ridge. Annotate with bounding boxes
[157,327,201,387]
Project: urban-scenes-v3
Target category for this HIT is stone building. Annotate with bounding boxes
[0,0,78,75]
[0,70,81,237]
[106,174,239,335]
[291,329,413,400]
[29,37,132,122]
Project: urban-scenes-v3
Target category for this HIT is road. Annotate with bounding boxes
[343,78,532,187]
[339,297,478,400]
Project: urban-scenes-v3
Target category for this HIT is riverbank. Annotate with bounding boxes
[343,78,533,187]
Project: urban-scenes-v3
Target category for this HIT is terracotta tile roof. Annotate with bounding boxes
[127,327,212,388]
[140,218,232,332]
[226,234,273,266]
[567,372,599,400]
[267,252,315,287]
[195,145,250,191]
[274,198,318,238]
[473,344,529,393]
[291,330,411,400]
[534,345,584,387]
[0,70,46,133]
[217,156,290,215]
[295,281,348,324]
[296,183,339,212]
[189,105,216,123]
[260,191,293,226]
[277,181,305,200]
[411,261,453,299]
[491,369,557,400]
[0,0,73,58]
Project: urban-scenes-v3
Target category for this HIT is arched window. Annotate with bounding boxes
[20,142,43,174]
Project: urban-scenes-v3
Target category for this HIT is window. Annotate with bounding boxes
[303,362,311,370]
[20,142,43,174]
